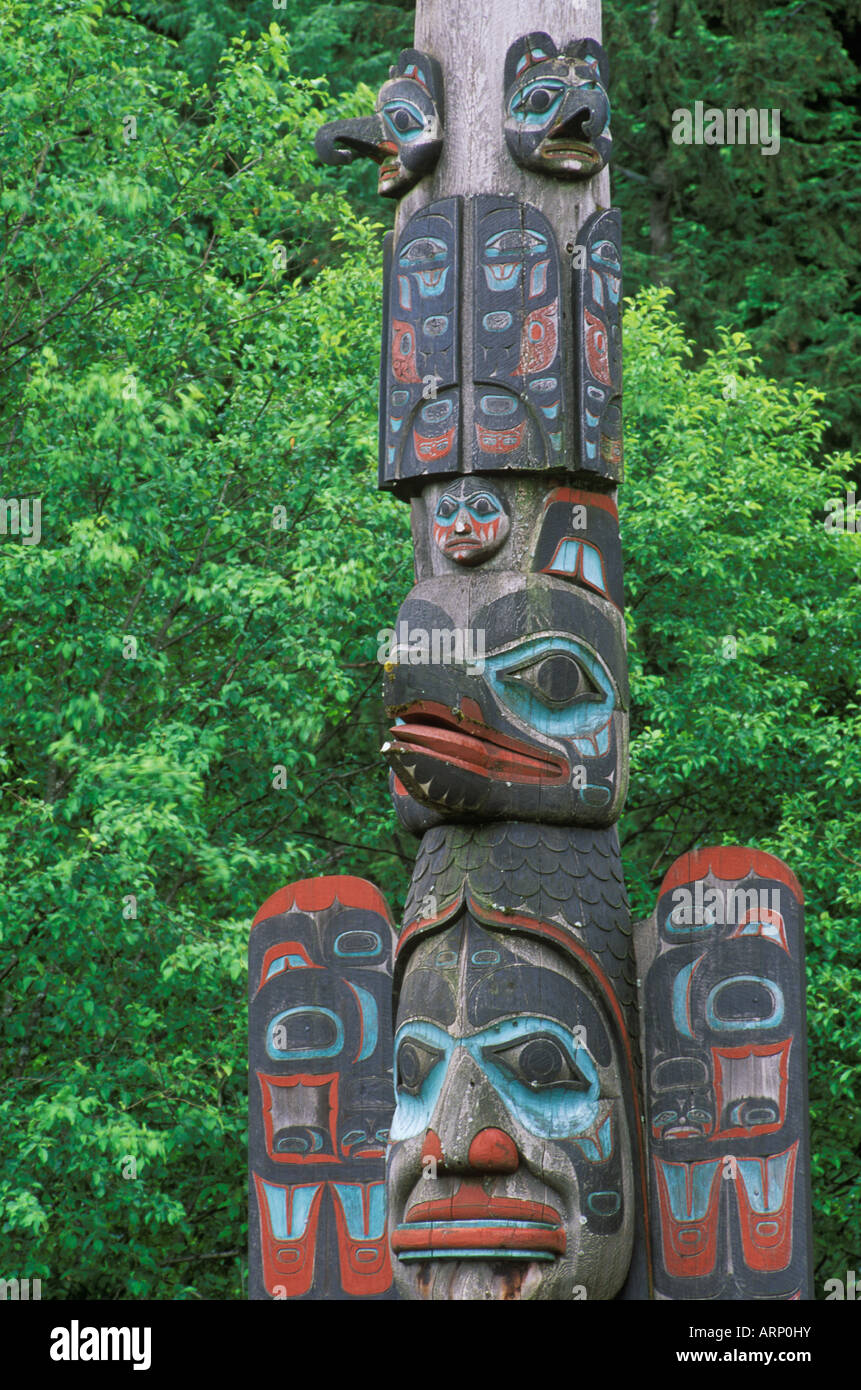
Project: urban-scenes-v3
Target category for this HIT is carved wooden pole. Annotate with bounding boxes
[248,0,813,1302]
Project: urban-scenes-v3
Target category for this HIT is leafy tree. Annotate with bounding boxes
[605,0,861,452]
[0,0,405,1299]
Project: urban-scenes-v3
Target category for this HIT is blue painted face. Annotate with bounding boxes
[391,1016,605,1144]
[386,918,635,1300]
[432,482,510,564]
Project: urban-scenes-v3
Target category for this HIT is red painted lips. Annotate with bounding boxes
[392,1182,566,1257]
[389,701,567,785]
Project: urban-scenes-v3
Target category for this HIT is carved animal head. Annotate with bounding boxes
[503,34,611,179]
[315,49,444,198]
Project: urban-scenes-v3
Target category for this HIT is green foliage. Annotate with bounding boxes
[0,0,408,1299]
[605,0,861,451]
[1,0,858,1301]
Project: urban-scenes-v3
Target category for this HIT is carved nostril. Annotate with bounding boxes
[467,1127,519,1172]
[556,104,593,139]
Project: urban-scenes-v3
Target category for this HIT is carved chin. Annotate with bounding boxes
[535,137,603,176]
[393,1256,556,1301]
[377,158,412,197]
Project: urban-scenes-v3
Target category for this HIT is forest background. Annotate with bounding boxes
[0,0,858,1299]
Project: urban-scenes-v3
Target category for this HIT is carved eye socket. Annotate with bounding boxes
[499,651,603,708]
[396,1038,444,1096]
[436,496,458,520]
[470,493,500,517]
[512,78,565,123]
[526,85,556,113]
[488,1033,590,1090]
[383,100,425,138]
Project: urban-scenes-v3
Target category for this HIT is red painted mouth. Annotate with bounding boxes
[377,141,401,184]
[392,1183,566,1257]
[414,424,456,460]
[388,700,568,785]
[475,420,526,452]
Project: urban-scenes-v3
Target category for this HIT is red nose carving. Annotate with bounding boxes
[468,1127,519,1172]
[422,1130,445,1166]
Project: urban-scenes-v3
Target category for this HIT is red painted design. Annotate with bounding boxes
[257,1071,341,1164]
[712,1040,791,1140]
[475,419,526,453]
[730,905,790,954]
[542,538,611,601]
[654,1158,722,1278]
[584,308,611,385]
[543,487,619,520]
[252,875,393,928]
[422,1129,444,1166]
[515,301,558,375]
[601,434,623,467]
[414,423,456,460]
[257,940,319,991]
[658,848,804,904]
[734,1142,798,1273]
[254,1174,324,1298]
[389,700,568,786]
[329,1182,393,1295]
[392,319,421,382]
[433,515,501,555]
[467,1127,519,1171]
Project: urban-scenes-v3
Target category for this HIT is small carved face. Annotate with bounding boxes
[314,49,444,199]
[387,918,635,1300]
[433,481,510,564]
[504,34,611,179]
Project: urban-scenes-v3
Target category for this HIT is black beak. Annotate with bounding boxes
[315,115,386,166]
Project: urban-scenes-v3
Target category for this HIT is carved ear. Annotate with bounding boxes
[569,38,610,89]
[393,47,445,122]
[504,31,558,91]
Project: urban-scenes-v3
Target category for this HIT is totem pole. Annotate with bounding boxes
[248,0,813,1301]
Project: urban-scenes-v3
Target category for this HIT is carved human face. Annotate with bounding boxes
[433,481,510,564]
[314,49,443,199]
[387,917,634,1299]
[504,34,611,178]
